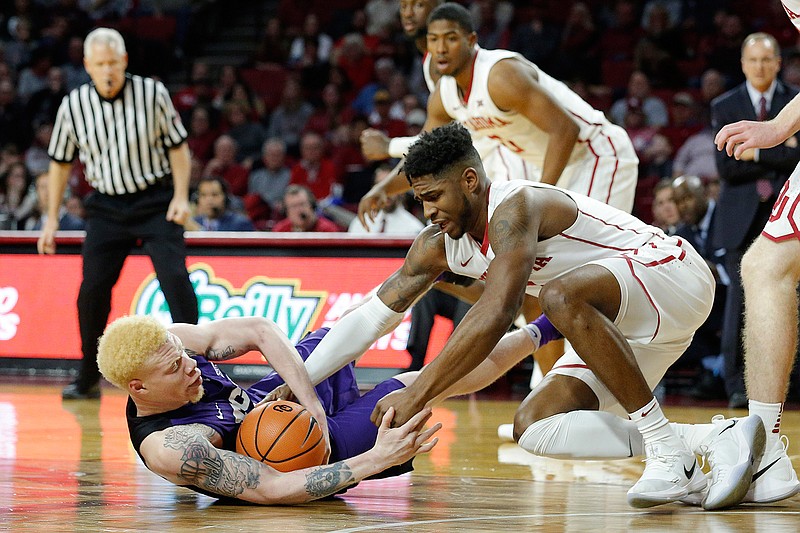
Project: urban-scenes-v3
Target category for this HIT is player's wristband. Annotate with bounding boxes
[523,314,563,351]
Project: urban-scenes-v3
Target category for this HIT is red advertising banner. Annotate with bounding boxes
[0,254,454,368]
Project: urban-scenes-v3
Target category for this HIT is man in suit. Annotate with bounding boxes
[711,32,800,408]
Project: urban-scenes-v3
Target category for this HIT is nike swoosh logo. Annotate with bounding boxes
[461,257,473,267]
[752,457,782,482]
[684,461,697,480]
[719,420,737,435]
[641,406,654,418]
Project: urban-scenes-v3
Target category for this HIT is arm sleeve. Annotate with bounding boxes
[388,136,419,158]
[304,295,404,384]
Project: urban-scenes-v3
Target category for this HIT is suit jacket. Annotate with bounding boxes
[711,81,800,250]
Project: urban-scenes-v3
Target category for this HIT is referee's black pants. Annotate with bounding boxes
[76,189,198,389]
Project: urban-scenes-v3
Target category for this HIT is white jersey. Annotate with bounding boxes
[438,48,638,211]
[442,180,684,298]
[423,50,539,183]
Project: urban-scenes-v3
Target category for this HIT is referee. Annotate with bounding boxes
[37,28,199,400]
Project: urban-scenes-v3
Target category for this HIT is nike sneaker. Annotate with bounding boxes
[627,440,707,508]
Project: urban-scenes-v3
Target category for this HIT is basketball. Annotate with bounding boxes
[235,400,327,472]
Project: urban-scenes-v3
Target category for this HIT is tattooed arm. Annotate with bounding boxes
[166,318,329,453]
[139,410,440,504]
[371,187,546,426]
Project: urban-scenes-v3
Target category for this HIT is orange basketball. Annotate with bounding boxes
[235,400,326,472]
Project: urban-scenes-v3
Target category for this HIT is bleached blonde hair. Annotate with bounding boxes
[84,27,127,59]
[97,315,167,389]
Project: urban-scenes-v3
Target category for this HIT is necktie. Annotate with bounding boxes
[756,95,774,201]
[758,95,768,121]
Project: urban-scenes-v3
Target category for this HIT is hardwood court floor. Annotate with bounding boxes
[1,381,800,532]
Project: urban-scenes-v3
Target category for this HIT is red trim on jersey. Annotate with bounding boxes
[559,233,636,252]
[568,110,605,130]
[585,138,600,198]
[496,145,512,181]
[552,363,590,371]
[605,135,619,204]
[624,256,661,341]
[578,209,664,239]
[480,184,491,255]
[463,49,479,104]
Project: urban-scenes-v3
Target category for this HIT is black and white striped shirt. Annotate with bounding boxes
[48,74,188,195]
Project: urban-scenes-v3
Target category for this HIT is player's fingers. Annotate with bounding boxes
[416,422,442,445]
[377,406,395,429]
[416,437,439,454]
[401,407,433,434]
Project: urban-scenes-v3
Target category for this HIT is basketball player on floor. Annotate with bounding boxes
[289,122,763,510]
[702,0,800,503]
[96,315,439,504]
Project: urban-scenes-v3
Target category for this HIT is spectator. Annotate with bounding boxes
[609,70,669,127]
[186,176,255,231]
[17,46,53,100]
[3,16,34,71]
[0,161,34,229]
[24,121,53,177]
[289,131,339,202]
[173,60,216,119]
[650,178,679,234]
[266,78,314,156]
[287,14,333,67]
[470,0,513,50]
[22,170,85,231]
[304,83,354,139]
[509,6,559,71]
[0,79,32,149]
[660,91,703,153]
[553,1,600,83]
[671,174,727,400]
[633,1,687,89]
[348,164,423,235]
[186,106,218,165]
[331,33,374,94]
[248,138,291,219]
[61,36,91,92]
[224,99,267,167]
[204,135,249,198]
[252,16,290,67]
[351,57,397,117]
[364,0,399,36]
[368,89,407,138]
[672,127,719,181]
[272,184,341,232]
[26,66,67,126]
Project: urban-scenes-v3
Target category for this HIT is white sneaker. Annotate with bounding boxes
[699,414,766,510]
[627,440,707,508]
[497,423,515,442]
[744,434,800,503]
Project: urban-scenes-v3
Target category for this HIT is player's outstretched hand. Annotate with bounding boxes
[374,406,440,466]
[360,128,391,161]
[259,383,296,405]
[370,387,425,428]
[357,187,390,230]
[715,119,786,159]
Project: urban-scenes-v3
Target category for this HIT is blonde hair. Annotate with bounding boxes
[84,27,127,59]
[97,315,167,389]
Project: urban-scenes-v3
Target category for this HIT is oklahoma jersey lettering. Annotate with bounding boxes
[443,180,687,297]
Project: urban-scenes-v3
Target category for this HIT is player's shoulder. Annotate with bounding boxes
[409,224,448,260]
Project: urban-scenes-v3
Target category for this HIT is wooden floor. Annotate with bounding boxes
[1,381,800,532]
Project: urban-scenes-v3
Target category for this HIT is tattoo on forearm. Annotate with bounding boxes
[304,462,355,498]
[163,425,260,497]
[185,345,238,361]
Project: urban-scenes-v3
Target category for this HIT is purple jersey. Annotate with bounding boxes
[127,328,408,474]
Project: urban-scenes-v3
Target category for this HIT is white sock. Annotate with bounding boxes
[749,399,783,444]
[629,397,682,448]
[517,411,645,459]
